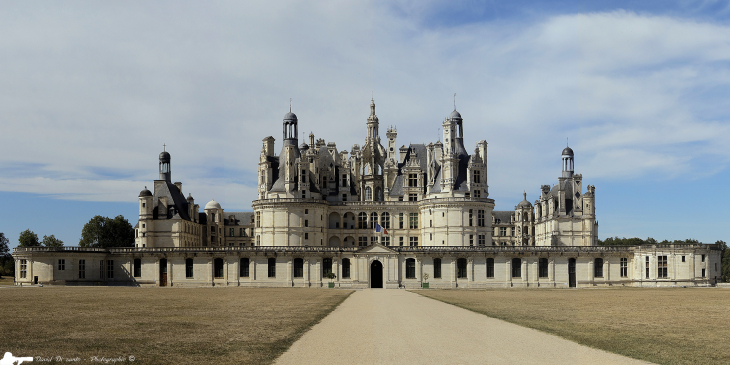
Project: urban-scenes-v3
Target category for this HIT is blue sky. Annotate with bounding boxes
[1,0,730,248]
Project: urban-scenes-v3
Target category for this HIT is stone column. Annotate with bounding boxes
[416,257,422,282]
[605,259,610,282]
[521,259,527,283]
[304,259,310,287]
[287,259,293,286]
[468,258,474,282]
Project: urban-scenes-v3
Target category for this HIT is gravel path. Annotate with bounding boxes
[275,289,651,365]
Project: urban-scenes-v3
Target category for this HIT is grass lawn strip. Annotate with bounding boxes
[0,287,352,364]
[415,288,730,365]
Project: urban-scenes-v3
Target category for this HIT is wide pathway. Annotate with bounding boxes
[275,289,650,365]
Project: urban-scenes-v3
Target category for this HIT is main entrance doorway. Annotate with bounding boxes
[159,259,168,287]
[568,258,576,288]
[370,260,383,288]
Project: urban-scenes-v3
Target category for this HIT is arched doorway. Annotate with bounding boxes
[328,236,341,247]
[568,258,576,288]
[370,260,383,288]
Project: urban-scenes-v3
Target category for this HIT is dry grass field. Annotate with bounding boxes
[0,287,352,364]
[416,288,730,365]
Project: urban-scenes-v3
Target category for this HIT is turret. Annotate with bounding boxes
[159,150,171,182]
[137,186,153,247]
[562,145,574,178]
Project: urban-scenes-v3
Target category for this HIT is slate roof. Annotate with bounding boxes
[224,212,255,226]
[153,181,191,221]
[493,211,513,224]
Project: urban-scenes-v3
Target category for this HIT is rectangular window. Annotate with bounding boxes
[594,258,604,278]
[256,235,260,246]
[58,259,65,271]
[620,258,628,277]
[342,194,347,201]
[240,258,249,277]
[256,212,260,227]
[478,235,486,247]
[323,258,332,276]
[702,254,705,262]
[682,256,685,262]
[382,236,390,246]
[408,173,418,187]
[305,233,309,240]
[457,258,467,278]
[186,258,194,278]
[230,228,234,237]
[478,210,485,227]
[106,260,114,279]
[20,259,27,278]
[134,258,141,278]
[469,235,473,246]
[305,209,309,214]
[342,175,347,187]
[78,260,85,279]
[398,213,404,229]
[486,258,494,278]
[371,236,377,245]
[474,190,481,198]
[342,259,350,278]
[268,258,276,278]
[430,233,433,241]
[409,213,418,229]
[539,258,548,278]
[468,209,473,226]
[409,237,418,247]
[658,256,668,278]
[304,220,309,227]
[358,237,368,246]
[702,268,706,277]
[500,227,506,236]
[399,237,404,246]
[473,170,481,184]
[645,256,650,279]
[433,258,441,278]
[406,259,416,279]
[408,193,417,202]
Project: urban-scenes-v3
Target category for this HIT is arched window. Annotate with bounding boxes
[381,212,390,229]
[457,258,467,278]
[370,212,378,229]
[214,258,224,278]
[365,187,372,201]
[406,258,416,279]
[594,258,604,278]
[512,258,521,278]
[358,212,367,229]
[486,258,494,278]
[293,258,303,278]
[342,258,350,278]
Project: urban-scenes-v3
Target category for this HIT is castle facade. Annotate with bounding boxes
[12,102,722,288]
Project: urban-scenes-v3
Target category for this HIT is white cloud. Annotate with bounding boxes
[0,3,729,212]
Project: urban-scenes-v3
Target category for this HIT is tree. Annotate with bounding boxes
[42,235,64,247]
[0,233,9,257]
[718,240,730,283]
[79,215,134,248]
[18,229,40,247]
[0,233,10,277]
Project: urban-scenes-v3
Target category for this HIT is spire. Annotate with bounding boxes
[454,93,456,111]
[370,98,376,116]
[523,191,527,201]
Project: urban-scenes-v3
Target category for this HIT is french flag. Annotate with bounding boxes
[375,223,388,235]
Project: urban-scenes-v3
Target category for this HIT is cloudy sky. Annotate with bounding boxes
[2,0,729,247]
